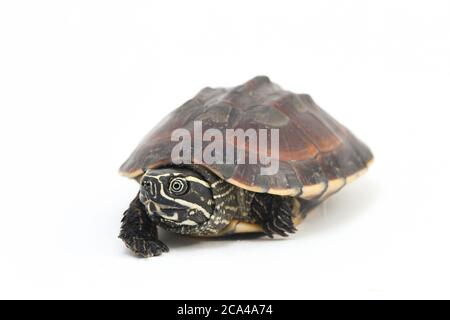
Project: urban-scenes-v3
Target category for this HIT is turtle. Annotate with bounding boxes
[119,76,373,257]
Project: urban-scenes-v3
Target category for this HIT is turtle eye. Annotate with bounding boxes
[169,177,189,196]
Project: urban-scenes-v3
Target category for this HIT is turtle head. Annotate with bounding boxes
[139,168,215,228]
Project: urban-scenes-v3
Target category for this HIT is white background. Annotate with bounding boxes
[1,0,449,299]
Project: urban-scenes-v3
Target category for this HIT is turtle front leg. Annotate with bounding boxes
[251,194,297,237]
[119,193,169,258]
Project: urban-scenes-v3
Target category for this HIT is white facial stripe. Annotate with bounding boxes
[179,220,198,226]
[157,177,211,219]
[147,199,196,225]
[185,176,210,188]
[159,212,179,221]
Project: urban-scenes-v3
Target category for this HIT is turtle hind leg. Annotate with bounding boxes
[251,193,297,238]
[119,193,169,258]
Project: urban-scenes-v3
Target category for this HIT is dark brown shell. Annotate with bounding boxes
[120,76,373,199]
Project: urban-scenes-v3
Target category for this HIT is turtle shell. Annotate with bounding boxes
[120,76,373,200]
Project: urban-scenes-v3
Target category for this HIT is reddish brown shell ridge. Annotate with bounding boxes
[120,76,373,198]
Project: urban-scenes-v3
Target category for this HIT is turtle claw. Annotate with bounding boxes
[125,237,169,258]
[262,224,276,238]
[278,219,297,234]
[262,214,295,238]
